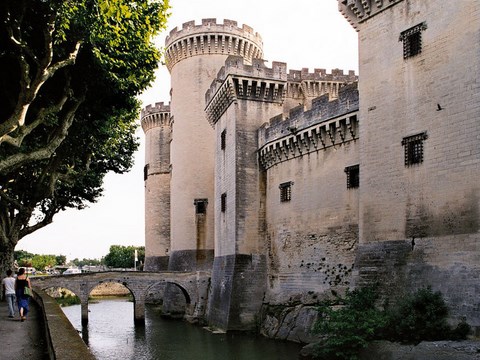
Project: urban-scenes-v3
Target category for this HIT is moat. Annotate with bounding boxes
[61,298,303,360]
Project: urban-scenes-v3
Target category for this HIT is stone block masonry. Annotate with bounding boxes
[141,1,480,341]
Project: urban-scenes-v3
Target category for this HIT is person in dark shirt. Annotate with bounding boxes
[15,268,32,322]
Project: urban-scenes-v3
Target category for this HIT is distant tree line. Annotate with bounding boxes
[13,245,145,272]
[15,250,66,270]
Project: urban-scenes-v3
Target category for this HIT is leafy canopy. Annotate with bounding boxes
[104,245,145,269]
[0,0,170,274]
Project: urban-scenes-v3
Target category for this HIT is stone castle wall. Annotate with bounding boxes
[142,0,480,339]
[259,86,359,305]
[341,0,480,328]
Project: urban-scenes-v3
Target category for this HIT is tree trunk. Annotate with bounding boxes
[0,237,16,277]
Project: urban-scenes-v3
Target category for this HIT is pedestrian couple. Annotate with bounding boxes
[2,268,32,321]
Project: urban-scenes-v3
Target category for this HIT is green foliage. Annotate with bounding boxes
[313,286,471,360]
[0,0,170,273]
[56,291,81,307]
[14,250,35,267]
[71,257,103,267]
[385,287,451,343]
[314,286,388,360]
[104,245,144,269]
[15,251,67,269]
[31,254,57,270]
[55,255,67,266]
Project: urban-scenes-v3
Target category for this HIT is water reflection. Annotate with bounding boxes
[61,298,302,360]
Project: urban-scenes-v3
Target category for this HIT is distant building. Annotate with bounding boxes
[142,1,480,337]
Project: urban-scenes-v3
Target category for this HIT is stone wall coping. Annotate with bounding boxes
[33,288,96,360]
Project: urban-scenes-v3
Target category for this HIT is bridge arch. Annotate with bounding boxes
[31,271,210,324]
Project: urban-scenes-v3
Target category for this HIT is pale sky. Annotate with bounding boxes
[19,0,358,261]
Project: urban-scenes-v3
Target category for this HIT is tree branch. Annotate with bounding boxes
[1,81,71,148]
[0,22,82,144]
[0,189,27,212]
[0,94,85,173]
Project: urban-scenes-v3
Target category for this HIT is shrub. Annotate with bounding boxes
[385,287,451,343]
[56,292,81,307]
[313,286,471,360]
[313,286,388,360]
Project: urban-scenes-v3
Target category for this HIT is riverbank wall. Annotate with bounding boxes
[32,287,96,360]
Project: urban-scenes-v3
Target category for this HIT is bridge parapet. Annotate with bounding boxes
[32,271,211,324]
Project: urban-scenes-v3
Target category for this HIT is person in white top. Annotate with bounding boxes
[2,269,16,318]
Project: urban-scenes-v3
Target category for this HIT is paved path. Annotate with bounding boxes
[0,298,49,359]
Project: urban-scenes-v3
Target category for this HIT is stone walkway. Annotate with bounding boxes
[0,298,49,359]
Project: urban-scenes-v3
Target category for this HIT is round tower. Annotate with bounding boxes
[165,18,263,271]
[141,102,172,271]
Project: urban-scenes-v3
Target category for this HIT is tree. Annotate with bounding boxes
[55,255,67,266]
[31,254,57,270]
[71,257,102,267]
[0,0,170,274]
[14,250,35,267]
[104,245,144,269]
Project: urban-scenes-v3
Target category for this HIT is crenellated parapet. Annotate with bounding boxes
[258,84,359,170]
[286,68,357,100]
[141,102,172,132]
[205,56,287,126]
[338,0,404,30]
[164,19,263,72]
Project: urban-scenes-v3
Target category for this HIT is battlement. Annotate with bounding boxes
[166,18,262,45]
[205,56,288,126]
[164,19,263,72]
[338,0,404,30]
[285,68,357,101]
[206,56,287,102]
[141,102,171,132]
[258,84,359,169]
[287,68,357,82]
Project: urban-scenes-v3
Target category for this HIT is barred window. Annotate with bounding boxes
[402,132,428,166]
[279,182,293,202]
[221,193,227,212]
[399,22,427,59]
[221,129,226,150]
[345,165,360,189]
[194,199,208,214]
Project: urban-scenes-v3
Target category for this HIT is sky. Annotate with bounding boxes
[18,0,359,261]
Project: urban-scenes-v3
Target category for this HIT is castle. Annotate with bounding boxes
[141,1,480,339]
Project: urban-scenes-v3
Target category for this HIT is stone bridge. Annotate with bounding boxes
[31,271,211,324]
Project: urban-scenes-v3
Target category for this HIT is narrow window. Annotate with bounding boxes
[402,132,428,166]
[279,182,293,202]
[194,199,208,214]
[399,22,427,59]
[143,164,149,181]
[221,193,227,212]
[345,165,360,189]
[221,129,226,150]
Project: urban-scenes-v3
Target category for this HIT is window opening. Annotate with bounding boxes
[194,199,208,214]
[345,165,360,189]
[221,129,226,150]
[399,22,427,59]
[221,193,227,212]
[143,164,149,181]
[279,182,293,202]
[402,132,428,166]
